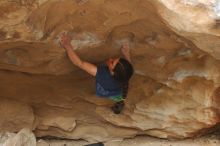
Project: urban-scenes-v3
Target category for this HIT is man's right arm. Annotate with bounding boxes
[61,34,97,77]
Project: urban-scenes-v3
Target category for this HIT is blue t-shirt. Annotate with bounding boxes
[95,64,122,97]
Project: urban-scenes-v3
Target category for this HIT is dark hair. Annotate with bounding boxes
[113,58,133,98]
[111,58,133,114]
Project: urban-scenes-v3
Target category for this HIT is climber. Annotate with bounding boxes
[60,33,133,114]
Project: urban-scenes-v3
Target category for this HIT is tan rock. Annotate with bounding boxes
[0,99,35,132]
[150,0,220,59]
[3,128,36,146]
[0,0,220,141]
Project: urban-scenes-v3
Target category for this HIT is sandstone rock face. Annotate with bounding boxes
[0,0,220,141]
[0,99,34,132]
[0,128,36,146]
[151,0,220,59]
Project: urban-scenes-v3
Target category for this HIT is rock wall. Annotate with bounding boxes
[151,0,220,59]
[0,0,220,141]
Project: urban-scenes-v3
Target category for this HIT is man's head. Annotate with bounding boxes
[106,57,120,74]
[106,57,133,83]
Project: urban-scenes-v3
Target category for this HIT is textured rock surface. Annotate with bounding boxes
[0,99,34,132]
[36,135,220,146]
[151,0,220,59]
[0,0,220,142]
[0,128,36,146]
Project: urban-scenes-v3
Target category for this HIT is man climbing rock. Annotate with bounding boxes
[60,32,133,114]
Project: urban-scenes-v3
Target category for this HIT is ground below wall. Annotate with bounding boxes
[37,134,220,146]
[2,128,220,146]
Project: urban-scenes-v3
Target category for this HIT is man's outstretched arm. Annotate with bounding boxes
[121,43,131,63]
[60,33,97,77]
